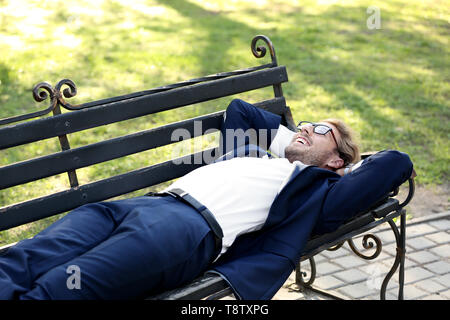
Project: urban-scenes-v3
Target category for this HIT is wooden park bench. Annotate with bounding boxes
[0,35,415,300]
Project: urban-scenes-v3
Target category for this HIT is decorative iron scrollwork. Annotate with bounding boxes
[32,82,58,112]
[32,82,54,104]
[347,234,382,260]
[0,81,77,126]
[251,35,278,66]
[55,79,79,110]
[296,257,316,287]
[327,241,345,251]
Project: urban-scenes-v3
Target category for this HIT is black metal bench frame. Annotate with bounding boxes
[0,35,414,300]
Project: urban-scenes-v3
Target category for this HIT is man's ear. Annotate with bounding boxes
[326,155,344,170]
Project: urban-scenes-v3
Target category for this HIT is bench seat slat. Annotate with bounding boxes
[0,67,288,150]
[147,274,230,300]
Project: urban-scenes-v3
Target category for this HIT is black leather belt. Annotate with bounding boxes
[146,188,223,258]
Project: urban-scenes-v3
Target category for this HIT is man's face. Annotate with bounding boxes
[284,121,342,169]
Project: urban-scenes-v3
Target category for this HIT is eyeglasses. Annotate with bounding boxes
[297,121,339,150]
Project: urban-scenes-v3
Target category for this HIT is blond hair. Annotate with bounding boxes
[322,118,360,166]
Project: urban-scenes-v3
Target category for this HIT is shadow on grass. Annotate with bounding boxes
[155,0,261,74]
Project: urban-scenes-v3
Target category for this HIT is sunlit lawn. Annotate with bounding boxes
[0,0,448,244]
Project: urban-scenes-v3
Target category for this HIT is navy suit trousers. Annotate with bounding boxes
[0,196,216,299]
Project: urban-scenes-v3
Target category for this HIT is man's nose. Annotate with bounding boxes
[300,125,312,136]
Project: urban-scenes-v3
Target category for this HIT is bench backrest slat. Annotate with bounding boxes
[0,67,288,150]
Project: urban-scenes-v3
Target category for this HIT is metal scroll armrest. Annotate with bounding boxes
[399,175,415,208]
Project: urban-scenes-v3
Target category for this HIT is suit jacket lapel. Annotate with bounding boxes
[262,165,332,229]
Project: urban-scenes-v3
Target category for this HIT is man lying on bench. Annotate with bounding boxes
[0,99,414,300]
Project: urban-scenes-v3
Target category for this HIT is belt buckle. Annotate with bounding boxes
[167,189,188,199]
[178,191,188,197]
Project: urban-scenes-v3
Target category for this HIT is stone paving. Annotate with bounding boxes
[272,211,450,300]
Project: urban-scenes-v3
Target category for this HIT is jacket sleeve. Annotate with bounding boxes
[313,149,414,234]
[220,99,282,156]
[212,248,296,300]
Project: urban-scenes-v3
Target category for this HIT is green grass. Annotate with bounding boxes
[0,0,449,244]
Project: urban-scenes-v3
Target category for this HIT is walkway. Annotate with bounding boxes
[273,211,450,300]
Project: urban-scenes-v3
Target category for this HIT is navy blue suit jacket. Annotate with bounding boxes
[210,99,413,299]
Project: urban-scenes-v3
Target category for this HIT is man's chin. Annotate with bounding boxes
[286,151,311,165]
[285,150,324,167]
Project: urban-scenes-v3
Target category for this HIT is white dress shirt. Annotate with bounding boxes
[166,124,305,257]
